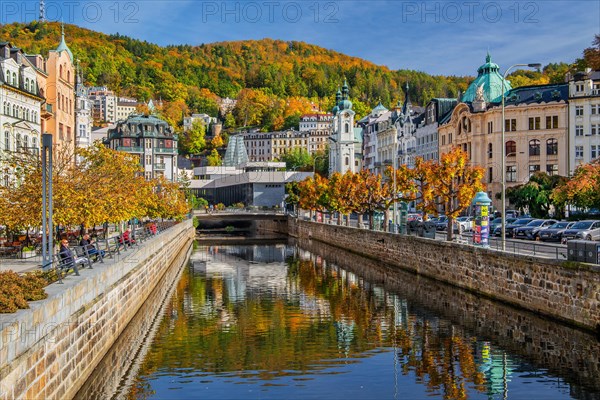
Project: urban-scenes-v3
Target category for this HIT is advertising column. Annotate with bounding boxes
[471,192,492,248]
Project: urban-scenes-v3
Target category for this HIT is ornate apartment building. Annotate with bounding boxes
[0,42,45,182]
[438,54,568,210]
[105,114,179,181]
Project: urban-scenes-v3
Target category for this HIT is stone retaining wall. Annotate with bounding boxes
[0,220,195,399]
[281,219,600,333]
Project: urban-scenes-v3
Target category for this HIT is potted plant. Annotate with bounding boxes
[21,246,36,258]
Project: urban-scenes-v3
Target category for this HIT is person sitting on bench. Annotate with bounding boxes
[121,229,135,246]
[79,234,105,258]
[59,239,88,267]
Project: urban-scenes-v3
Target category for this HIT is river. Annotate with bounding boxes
[78,238,600,400]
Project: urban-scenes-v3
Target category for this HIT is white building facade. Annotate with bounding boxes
[568,69,600,174]
[0,43,44,184]
[75,72,92,153]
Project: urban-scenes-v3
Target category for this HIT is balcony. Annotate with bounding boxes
[155,147,176,154]
[116,146,143,152]
[154,163,166,170]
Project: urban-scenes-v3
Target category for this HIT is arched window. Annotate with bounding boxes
[24,135,29,151]
[546,138,558,156]
[26,109,30,121]
[344,123,349,133]
[12,72,17,86]
[24,78,29,91]
[529,139,540,156]
[4,131,9,151]
[505,140,516,156]
[3,102,7,115]
[488,143,493,158]
[32,137,37,150]
[67,70,71,83]
[12,105,17,117]
[345,156,349,166]
[59,65,63,79]
[16,134,21,150]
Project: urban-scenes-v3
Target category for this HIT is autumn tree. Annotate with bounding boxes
[351,169,386,230]
[206,149,222,166]
[424,148,484,241]
[179,120,206,155]
[553,159,600,211]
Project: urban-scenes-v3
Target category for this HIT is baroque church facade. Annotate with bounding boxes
[328,81,362,174]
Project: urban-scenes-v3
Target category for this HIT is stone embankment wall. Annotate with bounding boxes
[297,237,600,395]
[276,218,600,333]
[0,220,195,400]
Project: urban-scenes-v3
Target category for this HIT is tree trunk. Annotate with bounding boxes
[369,211,375,230]
[446,216,454,241]
[338,213,342,225]
[384,209,391,232]
[358,214,364,228]
[346,214,350,226]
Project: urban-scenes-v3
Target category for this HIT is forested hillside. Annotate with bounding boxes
[1,22,595,130]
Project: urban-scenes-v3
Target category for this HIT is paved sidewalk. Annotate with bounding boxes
[0,257,42,273]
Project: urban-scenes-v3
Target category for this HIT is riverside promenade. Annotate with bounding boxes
[0,220,195,400]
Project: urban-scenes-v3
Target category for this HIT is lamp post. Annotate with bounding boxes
[501,62,542,251]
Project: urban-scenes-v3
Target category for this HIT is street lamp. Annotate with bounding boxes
[313,154,325,174]
[501,62,542,250]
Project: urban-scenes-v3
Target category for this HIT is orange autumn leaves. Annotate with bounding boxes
[0,143,189,230]
[295,148,484,235]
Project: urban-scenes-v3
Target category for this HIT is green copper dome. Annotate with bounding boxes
[462,53,511,104]
[56,25,74,61]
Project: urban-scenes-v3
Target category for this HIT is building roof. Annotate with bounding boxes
[55,25,73,61]
[461,53,512,104]
[500,83,569,106]
[107,114,175,140]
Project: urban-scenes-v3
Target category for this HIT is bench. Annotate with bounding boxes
[51,252,90,283]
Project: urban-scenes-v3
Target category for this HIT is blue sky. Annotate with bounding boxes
[2,0,599,76]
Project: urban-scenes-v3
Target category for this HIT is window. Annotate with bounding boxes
[504,119,516,131]
[575,146,584,159]
[591,104,599,115]
[79,124,86,137]
[441,135,446,146]
[546,139,558,156]
[487,121,493,134]
[505,140,516,156]
[145,155,152,165]
[449,133,452,143]
[345,156,349,166]
[506,165,517,182]
[488,167,493,183]
[529,139,540,156]
[576,84,584,92]
[4,131,9,151]
[59,123,64,141]
[592,145,598,160]
[16,134,21,150]
[575,106,583,116]
[575,125,583,136]
[528,117,540,130]
[546,164,558,176]
[145,171,152,180]
[545,115,558,129]
[593,124,599,136]
[146,139,152,149]
[529,164,540,177]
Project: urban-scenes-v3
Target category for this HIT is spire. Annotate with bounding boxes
[55,23,74,61]
[486,48,491,63]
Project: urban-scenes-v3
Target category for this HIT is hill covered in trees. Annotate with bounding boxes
[1,22,595,131]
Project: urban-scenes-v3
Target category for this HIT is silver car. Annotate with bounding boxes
[561,220,600,242]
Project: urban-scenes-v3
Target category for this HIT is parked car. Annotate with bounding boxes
[561,220,600,242]
[407,213,423,222]
[490,217,517,234]
[538,221,575,242]
[453,216,473,233]
[513,219,558,240]
[503,218,535,237]
[435,215,448,231]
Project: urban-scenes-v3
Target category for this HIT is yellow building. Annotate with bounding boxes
[438,55,569,211]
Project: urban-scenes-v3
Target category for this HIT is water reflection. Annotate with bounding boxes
[110,241,599,400]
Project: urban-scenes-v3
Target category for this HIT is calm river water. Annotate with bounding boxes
[79,239,600,400]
